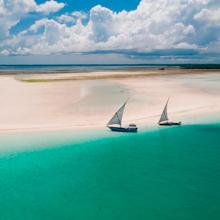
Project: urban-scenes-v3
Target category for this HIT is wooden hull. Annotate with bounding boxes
[159,121,182,126]
[108,126,138,133]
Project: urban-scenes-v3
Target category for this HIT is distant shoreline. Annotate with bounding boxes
[1,64,220,75]
[12,68,220,83]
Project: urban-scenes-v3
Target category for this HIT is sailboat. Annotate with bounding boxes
[158,98,181,126]
[107,100,138,132]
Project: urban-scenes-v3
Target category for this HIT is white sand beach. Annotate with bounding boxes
[0,69,220,133]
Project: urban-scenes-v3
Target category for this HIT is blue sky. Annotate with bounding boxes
[10,0,141,35]
[53,0,141,12]
[1,0,220,64]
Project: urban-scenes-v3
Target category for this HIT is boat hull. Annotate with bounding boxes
[108,126,138,133]
[159,121,182,126]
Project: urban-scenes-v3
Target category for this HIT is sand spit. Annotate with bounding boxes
[13,69,220,83]
[0,69,219,133]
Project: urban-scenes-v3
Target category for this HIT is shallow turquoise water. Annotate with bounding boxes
[0,124,220,220]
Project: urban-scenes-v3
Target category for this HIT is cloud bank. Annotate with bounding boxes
[0,0,220,62]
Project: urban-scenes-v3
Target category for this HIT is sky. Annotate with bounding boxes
[0,0,220,64]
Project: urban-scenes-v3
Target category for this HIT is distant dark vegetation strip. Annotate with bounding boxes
[180,64,220,69]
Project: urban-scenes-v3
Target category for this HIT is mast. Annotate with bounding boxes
[107,100,128,127]
[159,98,169,124]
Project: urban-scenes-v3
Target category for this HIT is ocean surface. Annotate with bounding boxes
[0,123,220,220]
[0,64,220,73]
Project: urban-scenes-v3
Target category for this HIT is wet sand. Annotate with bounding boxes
[0,69,220,133]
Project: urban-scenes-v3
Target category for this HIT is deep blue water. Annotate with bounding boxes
[1,64,220,73]
[0,64,175,72]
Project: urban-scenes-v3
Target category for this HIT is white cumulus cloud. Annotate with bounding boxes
[1,0,220,59]
[0,0,65,41]
[36,0,65,14]
[57,14,76,24]
[194,8,220,25]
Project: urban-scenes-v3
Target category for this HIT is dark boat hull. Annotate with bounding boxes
[159,121,182,126]
[108,126,138,133]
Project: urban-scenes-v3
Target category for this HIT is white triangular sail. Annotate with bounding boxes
[107,101,127,127]
[159,98,169,123]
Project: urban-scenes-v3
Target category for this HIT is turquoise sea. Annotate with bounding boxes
[0,123,220,220]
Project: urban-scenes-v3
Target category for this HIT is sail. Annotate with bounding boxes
[107,101,127,127]
[159,98,169,123]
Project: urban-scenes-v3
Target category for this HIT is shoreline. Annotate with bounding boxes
[0,113,219,155]
[14,68,220,83]
[0,106,219,135]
